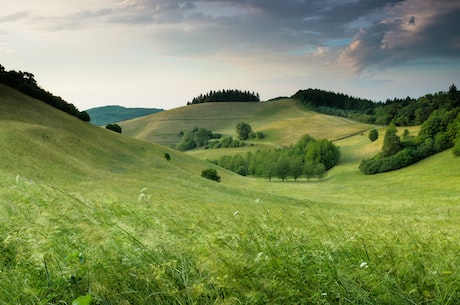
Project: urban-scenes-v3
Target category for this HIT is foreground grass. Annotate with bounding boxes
[1,168,459,304]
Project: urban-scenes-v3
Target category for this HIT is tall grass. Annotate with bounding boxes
[1,173,458,304]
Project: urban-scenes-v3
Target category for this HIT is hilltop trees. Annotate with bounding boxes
[0,64,90,121]
[292,84,459,127]
[188,89,260,105]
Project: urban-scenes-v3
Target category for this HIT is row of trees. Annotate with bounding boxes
[360,107,460,174]
[188,89,260,105]
[292,85,460,126]
[211,134,340,181]
[0,64,90,121]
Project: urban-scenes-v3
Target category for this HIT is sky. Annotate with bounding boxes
[1,0,459,110]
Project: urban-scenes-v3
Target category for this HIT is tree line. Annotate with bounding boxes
[210,134,340,181]
[292,85,460,126]
[0,64,90,121]
[188,89,260,105]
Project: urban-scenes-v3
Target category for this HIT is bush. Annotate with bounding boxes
[256,131,265,139]
[106,123,122,133]
[201,169,221,182]
[77,111,91,122]
[368,129,378,142]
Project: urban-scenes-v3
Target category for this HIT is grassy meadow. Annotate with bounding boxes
[1,84,459,304]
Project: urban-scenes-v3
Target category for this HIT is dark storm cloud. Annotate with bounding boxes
[340,0,460,71]
[105,0,408,57]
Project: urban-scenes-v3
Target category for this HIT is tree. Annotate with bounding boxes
[305,139,340,170]
[106,123,122,133]
[201,168,221,182]
[368,129,379,142]
[303,161,316,181]
[290,156,304,181]
[276,157,290,181]
[261,154,277,181]
[236,122,252,140]
[382,123,401,157]
[314,163,326,180]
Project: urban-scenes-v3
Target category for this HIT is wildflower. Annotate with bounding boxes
[255,252,264,263]
[360,261,369,268]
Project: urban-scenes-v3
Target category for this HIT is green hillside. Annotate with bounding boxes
[1,84,459,304]
[120,99,375,147]
[86,105,163,126]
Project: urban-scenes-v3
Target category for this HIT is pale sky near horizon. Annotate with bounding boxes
[1,0,459,110]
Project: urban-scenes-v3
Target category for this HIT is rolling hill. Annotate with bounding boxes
[1,83,459,304]
[120,99,375,147]
[85,105,163,126]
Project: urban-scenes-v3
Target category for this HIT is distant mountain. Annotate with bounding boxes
[86,105,163,126]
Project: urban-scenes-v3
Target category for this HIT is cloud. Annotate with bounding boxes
[340,0,460,71]
[0,11,30,23]
[1,0,458,109]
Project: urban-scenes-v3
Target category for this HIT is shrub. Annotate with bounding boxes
[368,129,378,142]
[201,169,221,182]
[77,111,91,122]
[106,123,122,133]
[256,131,265,139]
[164,153,171,161]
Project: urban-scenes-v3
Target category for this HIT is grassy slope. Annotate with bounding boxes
[1,84,459,304]
[120,99,375,147]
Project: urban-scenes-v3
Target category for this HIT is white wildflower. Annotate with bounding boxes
[255,252,264,263]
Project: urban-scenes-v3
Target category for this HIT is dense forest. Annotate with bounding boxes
[188,89,260,105]
[292,85,460,126]
[0,64,89,121]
